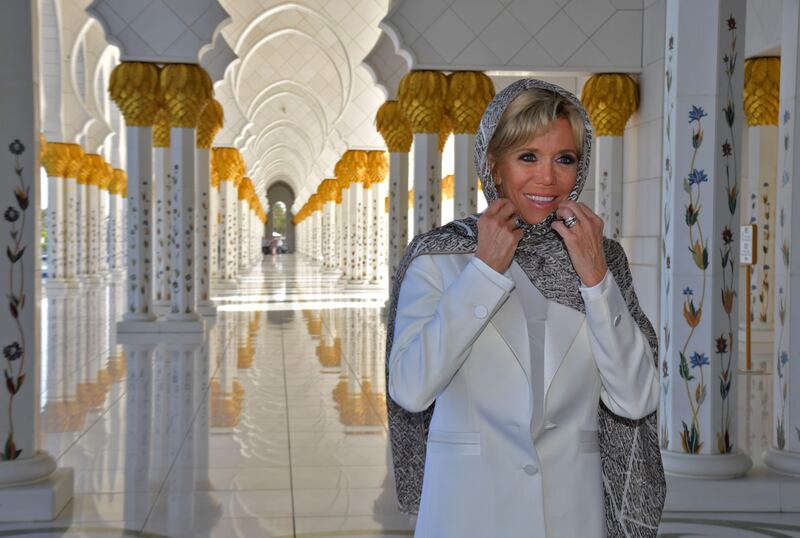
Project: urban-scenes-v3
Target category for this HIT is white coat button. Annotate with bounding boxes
[523,464,539,476]
[544,422,558,430]
[474,305,488,319]
[613,314,622,327]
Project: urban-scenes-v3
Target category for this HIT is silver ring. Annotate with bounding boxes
[563,215,579,229]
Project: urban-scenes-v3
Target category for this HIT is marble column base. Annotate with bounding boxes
[0,467,73,522]
[763,448,800,477]
[345,280,377,291]
[45,279,80,291]
[197,302,217,317]
[152,301,171,316]
[117,318,159,333]
[662,449,752,479]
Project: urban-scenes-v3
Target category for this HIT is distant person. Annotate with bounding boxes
[386,79,664,537]
[261,236,269,255]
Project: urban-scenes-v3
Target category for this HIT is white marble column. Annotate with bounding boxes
[122,126,156,324]
[0,0,72,518]
[109,169,126,276]
[387,153,409,289]
[334,194,343,272]
[211,148,240,286]
[153,143,172,313]
[76,158,90,280]
[453,134,478,219]
[369,180,385,286]
[348,182,364,283]
[740,57,780,368]
[166,127,200,324]
[411,133,441,236]
[41,143,68,283]
[63,145,83,282]
[659,0,751,478]
[98,165,110,278]
[238,193,249,274]
[594,138,623,240]
[398,71,448,237]
[196,147,214,316]
[764,0,800,477]
[323,198,337,273]
[209,181,219,280]
[581,74,639,241]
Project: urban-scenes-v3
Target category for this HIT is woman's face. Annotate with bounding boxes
[491,117,579,225]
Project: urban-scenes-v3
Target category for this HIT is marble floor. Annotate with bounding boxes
[3,254,799,537]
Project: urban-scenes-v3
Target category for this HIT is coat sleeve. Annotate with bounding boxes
[388,254,515,413]
[580,270,660,420]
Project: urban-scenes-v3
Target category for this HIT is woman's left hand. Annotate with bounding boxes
[551,201,608,287]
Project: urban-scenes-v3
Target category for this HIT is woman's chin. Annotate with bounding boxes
[518,209,554,226]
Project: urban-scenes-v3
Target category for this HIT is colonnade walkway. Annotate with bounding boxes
[0,255,798,537]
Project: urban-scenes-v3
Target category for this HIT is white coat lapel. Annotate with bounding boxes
[544,300,585,398]
[489,289,531,383]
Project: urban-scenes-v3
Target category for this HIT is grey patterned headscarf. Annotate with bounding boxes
[385,79,665,537]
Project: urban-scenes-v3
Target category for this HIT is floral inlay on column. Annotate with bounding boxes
[776,107,791,449]
[2,140,29,460]
[678,104,710,455]
[716,16,739,454]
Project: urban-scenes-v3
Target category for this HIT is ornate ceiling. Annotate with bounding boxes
[215,0,390,203]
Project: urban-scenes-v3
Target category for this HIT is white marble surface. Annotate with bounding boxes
[7,255,798,537]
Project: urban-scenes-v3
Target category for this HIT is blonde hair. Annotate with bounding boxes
[487,88,584,167]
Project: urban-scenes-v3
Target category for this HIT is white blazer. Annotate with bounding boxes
[388,254,659,538]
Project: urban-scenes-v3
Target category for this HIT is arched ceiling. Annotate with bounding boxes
[216,0,390,202]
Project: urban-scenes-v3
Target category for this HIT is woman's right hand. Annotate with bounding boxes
[476,199,523,274]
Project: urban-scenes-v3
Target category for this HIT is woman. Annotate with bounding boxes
[386,79,665,537]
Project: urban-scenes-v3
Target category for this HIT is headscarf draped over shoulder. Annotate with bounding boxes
[385,79,665,537]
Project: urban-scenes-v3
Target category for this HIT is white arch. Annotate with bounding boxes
[235,28,348,120]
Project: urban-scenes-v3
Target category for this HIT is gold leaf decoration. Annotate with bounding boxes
[446,71,496,134]
[744,57,780,126]
[581,74,639,137]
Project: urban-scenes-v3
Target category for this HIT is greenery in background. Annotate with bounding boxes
[273,202,286,235]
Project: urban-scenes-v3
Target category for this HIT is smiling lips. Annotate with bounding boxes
[523,193,558,209]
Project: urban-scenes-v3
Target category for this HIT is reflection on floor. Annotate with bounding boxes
[2,255,798,537]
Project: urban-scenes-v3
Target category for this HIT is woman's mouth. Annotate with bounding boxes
[523,193,558,209]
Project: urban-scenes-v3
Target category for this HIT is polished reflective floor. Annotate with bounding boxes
[3,255,799,537]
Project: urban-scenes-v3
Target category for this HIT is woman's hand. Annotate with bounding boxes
[551,201,608,287]
[476,199,523,274]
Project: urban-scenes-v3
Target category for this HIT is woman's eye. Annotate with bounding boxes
[557,154,577,165]
[519,152,536,162]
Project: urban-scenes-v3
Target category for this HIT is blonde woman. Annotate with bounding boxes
[386,79,664,537]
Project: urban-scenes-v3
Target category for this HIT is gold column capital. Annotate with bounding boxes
[97,161,113,191]
[365,150,388,187]
[77,153,104,186]
[213,147,243,186]
[41,141,76,178]
[318,178,339,204]
[153,107,170,148]
[446,71,496,134]
[159,64,213,129]
[109,62,161,127]
[238,177,253,201]
[398,71,448,134]
[744,57,780,126]
[110,168,127,195]
[197,99,224,149]
[580,74,639,137]
[376,100,413,153]
[339,149,368,186]
[62,144,85,178]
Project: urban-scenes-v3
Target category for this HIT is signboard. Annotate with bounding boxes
[740,224,757,265]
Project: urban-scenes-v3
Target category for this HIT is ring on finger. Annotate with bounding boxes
[563,215,579,229]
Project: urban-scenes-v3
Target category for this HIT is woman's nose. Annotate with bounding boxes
[533,162,556,186]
